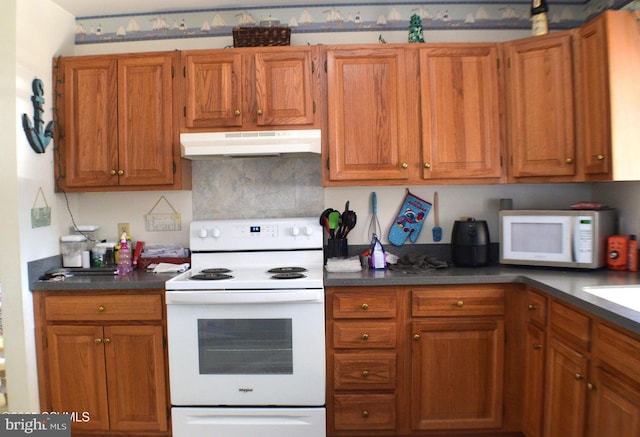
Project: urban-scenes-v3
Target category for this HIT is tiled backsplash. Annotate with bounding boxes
[192,156,323,219]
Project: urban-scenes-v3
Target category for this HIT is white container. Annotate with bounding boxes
[61,235,89,267]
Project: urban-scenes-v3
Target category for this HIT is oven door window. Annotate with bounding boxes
[198,319,293,374]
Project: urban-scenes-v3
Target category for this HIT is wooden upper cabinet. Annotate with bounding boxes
[575,10,640,181]
[254,50,315,126]
[59,57,118,189]
[419,45,503,181]
[117,56,175,186]
[182,46,317,130]
[55,52,185,192]
[326,46,410,182]
[504,31,576,181]
[183,51,243,128]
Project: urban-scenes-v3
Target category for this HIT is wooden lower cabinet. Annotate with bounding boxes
[326,284,516,436]
[410,318,504,431]
[34,290,170,436]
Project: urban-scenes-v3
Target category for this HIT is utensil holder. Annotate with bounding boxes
[327,239,349,259]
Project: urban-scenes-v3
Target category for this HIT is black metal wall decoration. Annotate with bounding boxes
[22,78,54,154]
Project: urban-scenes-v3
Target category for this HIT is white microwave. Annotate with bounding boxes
[499,209,616,269]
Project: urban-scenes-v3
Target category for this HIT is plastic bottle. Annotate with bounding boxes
[117,232,133,275]
[628,235,638,272]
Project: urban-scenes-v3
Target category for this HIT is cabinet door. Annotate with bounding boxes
[326,47,409,181]
[522,323,546,437]
[419,45,502,180]
[588,366,640,437]
[543,336,588,437]
[254,49,314,126]
[59,57,119,189]
[117,55,175,186]
[410,318,504,430]
[46,325,110,432]
[576,15,611,177]
[505,32,576,179]
[105,325,168,432]
[183,51,243,128]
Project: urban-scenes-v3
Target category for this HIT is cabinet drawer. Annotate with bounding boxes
[45,294,163,321]
[333,321,396,348]
[526,289,548,326]
[549,300,591,351]
[595,323,640,383]
[333,394,396,431]
[334,353,396,390]
[333,291,397,319]
[412,286,505,317]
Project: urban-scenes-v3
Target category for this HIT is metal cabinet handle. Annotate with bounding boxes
[424,162,431,169]
[596,154,604,161]
[361,333,369,341]
[118,170,124,176]
[97,306,105,312]
[362,411,369,418]
[362,370,369,378]
[110,170,117,176]
[103,338,111,345]
[234,109,241,116]
[456,300,464,307]
[257,109,263,115]
[528,304,536,311]
[401,162,409,169]
[533,343,542,350]
[587,382,596,391]
[95,338,103,345]
[566,158,574,164]
[575,373,585,381]
[361,303,369,310]
[413,334,420,340]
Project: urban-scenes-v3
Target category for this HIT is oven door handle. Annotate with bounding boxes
[166,290,324,304]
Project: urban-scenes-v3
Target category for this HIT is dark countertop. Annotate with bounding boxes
[30,269,178,291]
[325,265,640,335]
[30,255,640,336]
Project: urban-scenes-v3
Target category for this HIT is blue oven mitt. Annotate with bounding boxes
[388,190,431,246]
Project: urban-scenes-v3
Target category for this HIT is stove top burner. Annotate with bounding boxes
[189,273,234,281]
[268,266,308,274]
[200,268,232,274]
[271,272,307,280]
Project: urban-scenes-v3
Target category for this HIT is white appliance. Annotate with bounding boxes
[499,209,616,269]
[180,129,321,159]
[166,217,326,437]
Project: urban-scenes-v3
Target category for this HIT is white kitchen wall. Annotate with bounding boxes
[0,0,75,412]
[593,182,640,236]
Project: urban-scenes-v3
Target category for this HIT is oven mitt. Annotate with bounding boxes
[388,190,431,246]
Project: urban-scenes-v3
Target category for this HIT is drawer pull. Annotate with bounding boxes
[575,373,585,381]
[97,306,105,312]
[362,370,369,378]
[362,411,369,418]
[103,338,111,345]
[361,333,369,341]
[95,338,102,345]
[533,343,542,350]
[456,300,464,307]
[528,304,536,311]
[587,382,596,391]
[361,303,369,310]
[413,334,421,340]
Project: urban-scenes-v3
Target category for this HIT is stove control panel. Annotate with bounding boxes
[190,217,323,252]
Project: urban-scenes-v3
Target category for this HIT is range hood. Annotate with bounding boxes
[180,129,321,159]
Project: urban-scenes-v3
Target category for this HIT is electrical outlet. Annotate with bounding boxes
[117,223,130,237]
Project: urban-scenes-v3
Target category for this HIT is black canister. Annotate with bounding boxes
[451,218,490,267]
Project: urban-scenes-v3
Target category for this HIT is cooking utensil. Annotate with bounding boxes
[341,210,357,239]
[432,191,442,242]
[319,208,334,235]
[328,211,340,239]
[368,192,382,242]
